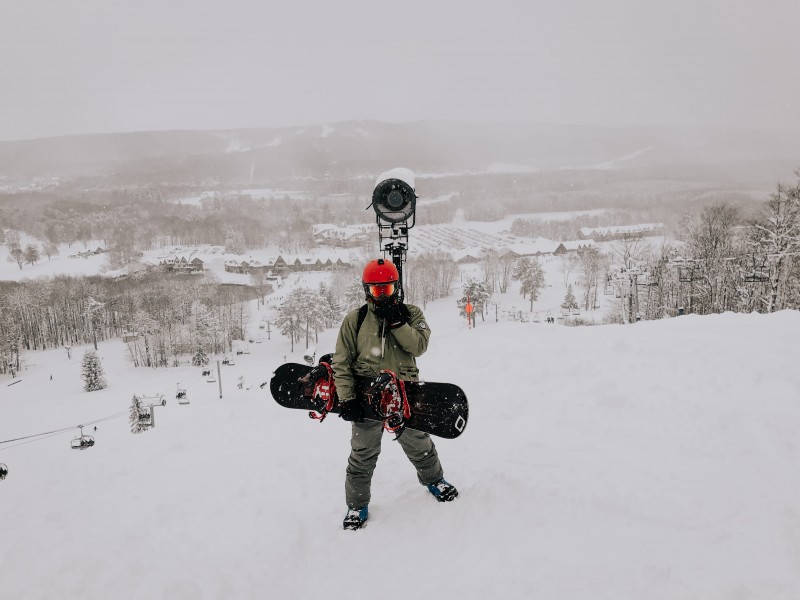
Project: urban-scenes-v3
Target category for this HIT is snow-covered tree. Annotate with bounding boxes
[275,290,305,352]
[561,284,579,312]
[81,350,107,392]
[192,346,209,366]
[43,241,59,261]
[578,247,606,311]
[129,395,152,434]
[23,244,41,266]
[192,300,221,354]
[318,282,342,328]
[275,286,328,350]
[681,204,738,314]
[512,257,546,310]
[457,279,492,325]
[8,247,23,269]
[342,276,366,311]
[750,171,800,312]
[406,252,458,307]
[224,229,246,255]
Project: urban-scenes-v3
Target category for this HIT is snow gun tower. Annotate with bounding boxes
[367,168,417,301]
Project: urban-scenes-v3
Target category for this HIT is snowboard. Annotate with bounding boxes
[269,362,468,439]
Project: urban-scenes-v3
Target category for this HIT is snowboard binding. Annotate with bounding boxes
[299,354,336,422]
[364,370,411,439]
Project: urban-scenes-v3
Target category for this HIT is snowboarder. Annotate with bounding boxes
[333,258,458,530]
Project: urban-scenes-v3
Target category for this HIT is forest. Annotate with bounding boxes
[0,272,254,375]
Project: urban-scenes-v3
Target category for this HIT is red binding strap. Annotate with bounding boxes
[308,362,336,422]
[376,370,411,432]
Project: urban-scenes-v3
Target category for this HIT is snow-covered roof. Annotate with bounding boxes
[561,240,597,250]
[580,223,664,237]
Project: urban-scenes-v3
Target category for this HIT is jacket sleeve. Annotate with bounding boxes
[332,311,358,402]
[389,304,430,357]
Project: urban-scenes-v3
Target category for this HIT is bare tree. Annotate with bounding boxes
[750,172,800,312]
[577,247,606,311]
[682,204,738,313]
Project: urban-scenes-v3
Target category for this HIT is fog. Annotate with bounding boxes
[2,0,799,141]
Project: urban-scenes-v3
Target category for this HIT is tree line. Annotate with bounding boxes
[0,273,253,374]
[605,170,800,321]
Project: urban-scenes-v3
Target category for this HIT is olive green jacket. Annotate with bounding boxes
[332,302,431,402]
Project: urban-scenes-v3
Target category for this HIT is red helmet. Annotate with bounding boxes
[362,259,399,302]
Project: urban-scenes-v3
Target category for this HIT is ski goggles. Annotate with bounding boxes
[367,283,396,298]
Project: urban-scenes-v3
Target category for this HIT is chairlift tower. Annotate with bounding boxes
[743,253,770,284]
[607,267,644,323]
[670,258,699,315]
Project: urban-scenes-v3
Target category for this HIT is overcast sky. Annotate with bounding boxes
[1,0,799,141]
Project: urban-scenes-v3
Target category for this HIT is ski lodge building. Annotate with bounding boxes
[312,224,372,248]
[224,255,351,276]
[451,239,596,264]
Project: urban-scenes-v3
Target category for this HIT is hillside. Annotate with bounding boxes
[1,294,799,600]
[1,120,799,183]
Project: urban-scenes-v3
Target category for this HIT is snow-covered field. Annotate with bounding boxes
[2,292,799,600]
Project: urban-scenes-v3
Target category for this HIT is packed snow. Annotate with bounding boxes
[2,290,799,599]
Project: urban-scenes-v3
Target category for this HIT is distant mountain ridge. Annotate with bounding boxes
[0,120,798,181]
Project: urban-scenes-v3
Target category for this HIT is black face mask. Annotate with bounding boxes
[370,293,397,307]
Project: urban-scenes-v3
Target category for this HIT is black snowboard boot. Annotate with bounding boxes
[427,478,459,502]
[343,506,369,530]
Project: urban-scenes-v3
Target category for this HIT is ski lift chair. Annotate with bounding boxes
[744,254,769,283]
[71,427,95,450]
[139,405,155,429]
[0,463,8,480]
[176,386,189,404]
[141,393,166,407]
[678,266,696,283]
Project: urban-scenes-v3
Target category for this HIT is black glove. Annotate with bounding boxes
[338,399,365,422]
[373,301,408,329]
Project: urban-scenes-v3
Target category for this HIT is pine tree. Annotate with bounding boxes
[562,284,579,312]
[224,229,246,255]
[81,350,107,392]
[319,282,342,328]
[343,276,366,311]
[275,289,305,352]
[457,279,492,324]
[23,244,41,266]
[192,346,209,366]
[129,395,149,434]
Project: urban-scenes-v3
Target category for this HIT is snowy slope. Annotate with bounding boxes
[1,298,799,600]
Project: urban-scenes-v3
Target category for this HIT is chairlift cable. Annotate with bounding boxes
[0,410,128,446]
[1,429,75,450]
[3,351,241,451]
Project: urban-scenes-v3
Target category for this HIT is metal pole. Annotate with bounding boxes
[217,360,222,399]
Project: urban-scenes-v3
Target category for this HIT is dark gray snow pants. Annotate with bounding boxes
[345,420,444,508]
